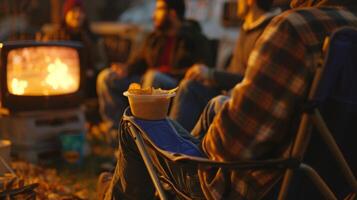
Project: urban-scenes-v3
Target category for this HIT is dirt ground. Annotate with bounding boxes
[4,122,116,200]
[53,122,116,199]
[2,100,116,199]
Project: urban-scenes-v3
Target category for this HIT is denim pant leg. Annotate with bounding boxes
[191,95,230,140]
[107,127,156,200]
[97,68,141,129]
[169,80,221,131]
[169,119,201,145]
[108,120,204,200]
[142,70,178,89]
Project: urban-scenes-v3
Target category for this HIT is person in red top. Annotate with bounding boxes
[96,0,212,136]
[156,35,175,73]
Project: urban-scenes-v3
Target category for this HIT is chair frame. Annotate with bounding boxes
[123,27,357,200]
[278,27,357,200]
[125,118,299,200]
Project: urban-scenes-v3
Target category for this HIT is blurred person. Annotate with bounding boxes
[40,0,107,98]
[98,0,357,199]
[170,0,280,131]
[96,0,211,133]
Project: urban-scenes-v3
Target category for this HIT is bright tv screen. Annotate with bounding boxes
[6,46,80,96]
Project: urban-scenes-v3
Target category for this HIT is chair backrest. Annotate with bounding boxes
[310,26,357,177]
[284,26,357,200]
[313,27,357,106]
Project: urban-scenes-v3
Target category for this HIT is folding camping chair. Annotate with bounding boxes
[122,26,357,200]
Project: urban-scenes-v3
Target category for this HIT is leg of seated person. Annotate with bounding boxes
[142,70,178,89]
[103,127,156,199]
[191,95,230,140]
[97,68,141,129]
[102,120,204,199]
[169,120,201,145]
[169,80,221,131]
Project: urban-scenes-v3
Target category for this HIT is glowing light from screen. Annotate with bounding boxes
[11,78,28,95]
[45,58,75,90]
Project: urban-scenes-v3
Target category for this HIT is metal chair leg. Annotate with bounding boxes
[128,124,168,200]
[278,114,311,200]
[312,109,357,192]
[299,163,337,200]
[278,169,294,200]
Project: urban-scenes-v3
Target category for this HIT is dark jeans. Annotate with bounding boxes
[107,120,200,199]
[191,95,230,140]
[169,79,221,132]
[97,68,140,130]
[105,96,229,199]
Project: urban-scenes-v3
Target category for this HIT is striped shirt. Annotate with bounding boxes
[200,6,357,199]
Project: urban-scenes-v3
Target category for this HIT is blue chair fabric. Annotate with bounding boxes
[313,27,357,106]
[133,118,204,157]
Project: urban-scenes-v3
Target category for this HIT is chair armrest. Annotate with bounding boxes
[160,150,300,170]
[124,116,300,171]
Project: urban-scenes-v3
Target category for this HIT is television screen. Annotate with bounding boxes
[6,46,80,96]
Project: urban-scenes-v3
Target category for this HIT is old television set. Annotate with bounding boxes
[0,41,86,112]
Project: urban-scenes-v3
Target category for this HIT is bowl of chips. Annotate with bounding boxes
[123,83,178,120]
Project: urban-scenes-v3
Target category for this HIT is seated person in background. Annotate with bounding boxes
[39,0,108,98]
[96,0,211,132]
[98,0,357,199]
[170,0,280,131]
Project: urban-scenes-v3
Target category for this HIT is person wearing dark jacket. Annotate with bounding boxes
[96,0,211,132]
[169,0,280,131]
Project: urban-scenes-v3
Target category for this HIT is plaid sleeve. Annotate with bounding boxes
[202,14,311,161]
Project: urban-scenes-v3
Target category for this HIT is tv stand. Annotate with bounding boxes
[0,107,86,163]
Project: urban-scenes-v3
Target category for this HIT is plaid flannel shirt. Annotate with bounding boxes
[200,6,357,200]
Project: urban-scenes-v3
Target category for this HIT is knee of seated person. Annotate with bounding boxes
[96,68,111,85]
[144,69,157,77]
[209,95,230,110]
[142,70,162,88]
[179,79,203,92]
[211,95,229,103]
[143,69,170,81]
